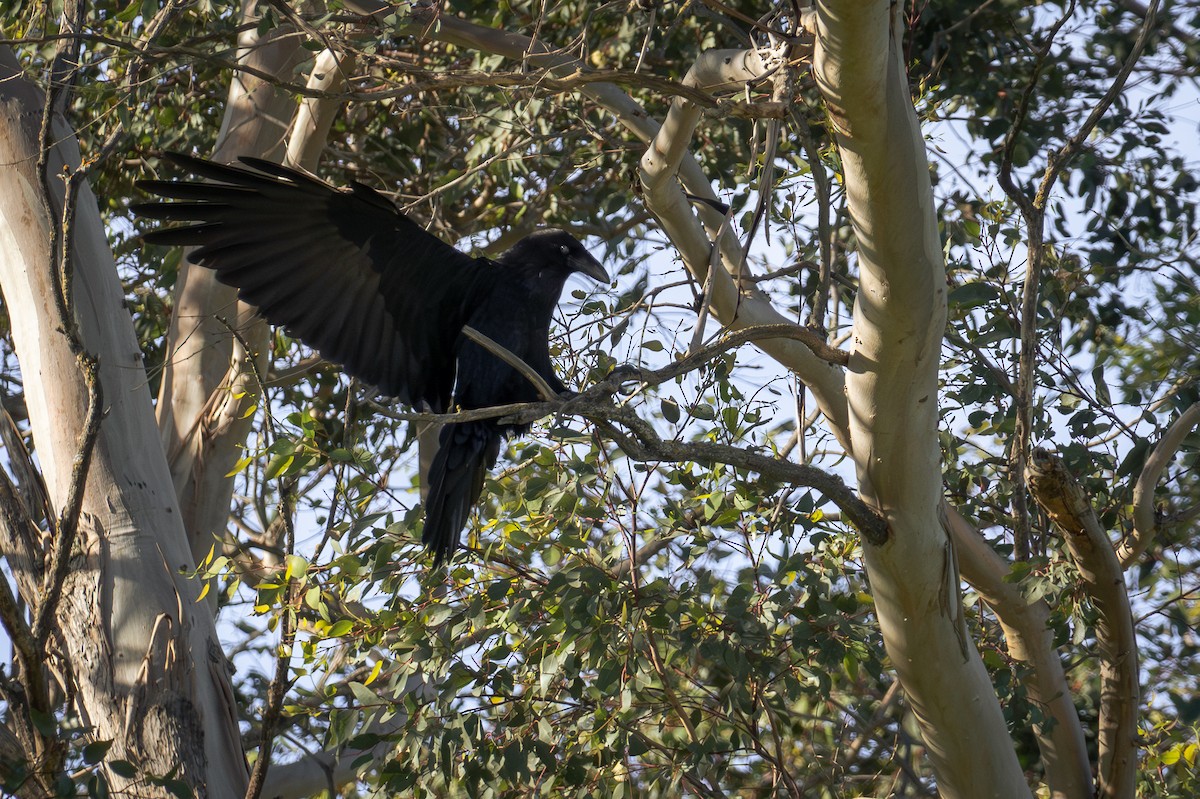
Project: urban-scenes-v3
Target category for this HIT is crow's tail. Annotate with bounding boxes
[422,422,501,567]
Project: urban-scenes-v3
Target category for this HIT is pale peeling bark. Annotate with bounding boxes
[0,48,247,797]
[813,2,1030,796]
[156,3,309,564]
[636,46,853,448]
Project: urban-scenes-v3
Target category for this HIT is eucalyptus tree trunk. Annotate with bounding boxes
[154,2,312,565]
[814,3,1031,795]
[627,0,1036,792]
[0,48,248,798]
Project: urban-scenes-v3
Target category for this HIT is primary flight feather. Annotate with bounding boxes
[133,152,608,566]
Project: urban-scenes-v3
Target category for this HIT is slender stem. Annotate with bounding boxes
[32,88,104,649]
[462,326,559,401]
[1002,0,1159,563]
[245,488,298,799]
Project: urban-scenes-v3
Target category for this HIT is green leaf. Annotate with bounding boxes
[284,554,309,581]
[115,0,140,22]
[348,680,381,708]
[423,604,453,626]
[1116,438,1150,478]
[264,453,294,480]
[949,282,998,309]
[327,619,355,637]
[82,739,113,765]
[87,774,110,799]
[29,708,55,737]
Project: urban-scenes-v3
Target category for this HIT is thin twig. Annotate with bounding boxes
[32,54,105,646]
[244,487,298,799]
[0,506,50,713]
[371,322,849,431]
[1001,0,1161,563]
[596,416,887,545]
[791,105,834,333]
[461,326,560,401]
[688,207,736,354]
[998,1,1077,562]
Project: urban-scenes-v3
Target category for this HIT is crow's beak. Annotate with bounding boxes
[571,251,608,284]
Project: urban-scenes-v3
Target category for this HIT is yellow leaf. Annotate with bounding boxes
[1184,743,1198,766]
[196,581,211,603]
[224,456,253,478]
[364,660,384,686]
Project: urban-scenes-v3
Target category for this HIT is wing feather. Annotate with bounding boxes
[134,152,498,409]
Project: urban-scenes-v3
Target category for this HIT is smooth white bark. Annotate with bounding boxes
[814,2,1031,795]
[0,48,247,797]
[1122,401,1200,567]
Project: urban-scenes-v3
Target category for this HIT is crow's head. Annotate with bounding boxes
[503,229,608,284]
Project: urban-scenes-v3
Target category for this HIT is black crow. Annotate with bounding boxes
[133,153,608,566]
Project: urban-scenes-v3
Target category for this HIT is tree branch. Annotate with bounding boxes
[461,326,560,401]
[594,413,887,545]
[1120,401,1200,568]
[0,484,58,785]
[1001,0,1160,563]
[31,47,105,651]
[285,46,355,169]
[245,489,298,799]
[396,10,853,445]
[944,503,1091,799]
[371,322,850,432]
[1025,449,1139,799]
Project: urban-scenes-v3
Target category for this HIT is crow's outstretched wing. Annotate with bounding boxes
[133,152,496,410]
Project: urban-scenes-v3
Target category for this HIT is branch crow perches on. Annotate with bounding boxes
[133,153,608,567]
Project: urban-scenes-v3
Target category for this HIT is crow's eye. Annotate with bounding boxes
[560,245,569,255]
